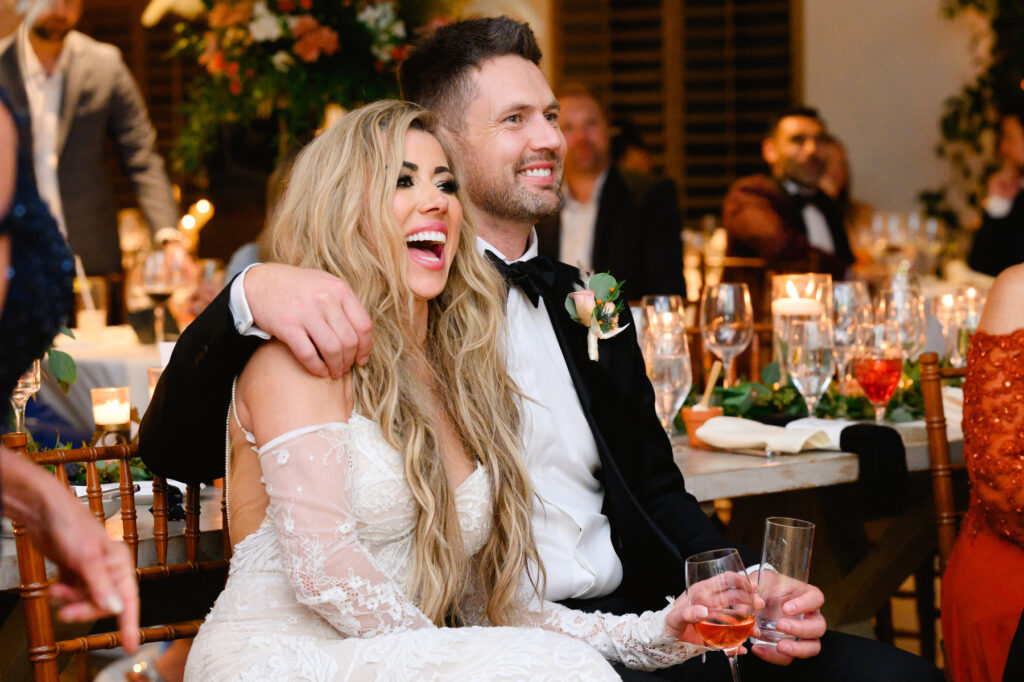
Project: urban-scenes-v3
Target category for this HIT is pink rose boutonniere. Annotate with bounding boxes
[564,272,629,361]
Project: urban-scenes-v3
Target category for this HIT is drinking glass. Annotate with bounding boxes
[831,281,871,390]
[685,548,757,682]
[642,295,687,336]
[141,246,191,343]
[755,517,815,646]
[700,284,753,388]
[875,285,926,362]
[781,319,836,416]
[852,324,904,423]
[951,286,986,367]
[644,331,692,435]
[10,360,41,433]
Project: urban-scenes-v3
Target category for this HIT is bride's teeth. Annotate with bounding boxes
[405,230,447,244]
[520,168,551,177]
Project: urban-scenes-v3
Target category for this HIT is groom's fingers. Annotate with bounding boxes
[337,287,374,369]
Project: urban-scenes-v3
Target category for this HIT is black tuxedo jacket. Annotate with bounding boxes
[967,192,1024,276]
[139,259,745,609]
[535,167,685,296]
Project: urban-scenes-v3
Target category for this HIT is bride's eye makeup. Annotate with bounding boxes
[438,177,459,194]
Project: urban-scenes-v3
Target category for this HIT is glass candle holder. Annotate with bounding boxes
[771,274,832,381]
[91,386,131,430]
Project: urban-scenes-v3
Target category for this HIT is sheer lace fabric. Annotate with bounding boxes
[186,415,703,680]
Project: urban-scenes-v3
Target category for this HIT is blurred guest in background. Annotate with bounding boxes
[941,262,1024,682]
[722,106,853,278]
[967,106,1024,277]
[536,83,684,296]
[0,0,178,277]
[610,116,653,174]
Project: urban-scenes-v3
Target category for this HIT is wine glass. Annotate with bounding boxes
[852,324,904,423]
[685,548,757,682]
[951,286,986,367]
[832,281,871,391]
[10,360,41,434]
[781,319,836,417]
[700,283,753,388]
[875,285,926,362]
[141,246,192,342]
[642,295,687,336]
[644,331,692,435]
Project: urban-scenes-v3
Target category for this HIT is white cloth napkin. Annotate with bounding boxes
[695,416,832,454]
[785,417,852,450]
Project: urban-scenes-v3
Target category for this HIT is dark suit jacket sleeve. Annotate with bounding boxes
[106,49,179,233]
[614,309,756,567]
[967,199,1024,276]
[139,277,263,482]
[638,178,684,295]
[722,176,849,277]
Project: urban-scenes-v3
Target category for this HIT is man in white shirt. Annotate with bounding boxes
[0,0,178,276]
[536,84,684,296]
[141,18,940,682]
[722,107,853,280]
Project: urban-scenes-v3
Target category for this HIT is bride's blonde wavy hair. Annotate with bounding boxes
[266,100,540,626]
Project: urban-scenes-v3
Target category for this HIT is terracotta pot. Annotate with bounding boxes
[681,406,724,449]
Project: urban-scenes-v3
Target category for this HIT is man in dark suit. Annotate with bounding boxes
[722,107,853,279]
[141,17,940,682]
[536,85,684,295]
[967,109,1024,276]
[0,0,178,276]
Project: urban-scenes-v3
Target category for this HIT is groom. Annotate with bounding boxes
[140,17,940,682]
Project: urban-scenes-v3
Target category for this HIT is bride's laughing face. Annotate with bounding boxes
[393,129,462,302]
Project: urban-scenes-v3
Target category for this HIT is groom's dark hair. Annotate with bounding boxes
[398,16,542,132]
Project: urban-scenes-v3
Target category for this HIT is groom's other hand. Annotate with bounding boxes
[749,579,826,665]
[245,264,374,378]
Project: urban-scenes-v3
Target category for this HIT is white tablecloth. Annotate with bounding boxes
[38,327,162,435]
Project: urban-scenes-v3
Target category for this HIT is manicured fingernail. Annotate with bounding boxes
[783,603,796,615]
[358,356,369,366]
[104,595,123,614]
[695,606,708,619]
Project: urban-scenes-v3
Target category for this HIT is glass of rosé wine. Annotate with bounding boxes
[852,324,904,423]
[685,548,757,682]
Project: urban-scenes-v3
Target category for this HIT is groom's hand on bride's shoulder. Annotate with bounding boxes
[245,263,374,378]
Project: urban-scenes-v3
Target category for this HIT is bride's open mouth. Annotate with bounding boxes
[405,229,448,269]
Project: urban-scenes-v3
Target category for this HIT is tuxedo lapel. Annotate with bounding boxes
[0,43,29,114]
[539,265,597,413]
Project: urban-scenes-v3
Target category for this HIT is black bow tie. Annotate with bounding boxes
[485,251,556,307]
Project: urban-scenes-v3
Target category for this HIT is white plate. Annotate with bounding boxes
[134,479,198,505]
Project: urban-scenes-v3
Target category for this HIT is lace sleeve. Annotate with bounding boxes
[258,424,435,637]
[518,595,707,671]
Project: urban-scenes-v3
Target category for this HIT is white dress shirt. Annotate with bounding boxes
[558,170,608,273]
[18,26,68,237]
[228,236,624,601]
[783,179,835,254]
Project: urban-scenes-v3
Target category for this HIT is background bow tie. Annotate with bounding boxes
[485,251,556,307]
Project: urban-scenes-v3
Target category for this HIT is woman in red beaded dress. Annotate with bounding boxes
[941,263,1024,682]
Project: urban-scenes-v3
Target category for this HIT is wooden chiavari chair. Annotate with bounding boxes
[918,351,967,571]
[3,432,230,681]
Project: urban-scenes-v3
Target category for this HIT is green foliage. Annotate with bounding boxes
[925,1,1024,229]
[45,349,77,394]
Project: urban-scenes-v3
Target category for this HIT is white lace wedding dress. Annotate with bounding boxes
[185,412,704,681]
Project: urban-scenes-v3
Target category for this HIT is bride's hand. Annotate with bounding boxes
[664,594,708,647]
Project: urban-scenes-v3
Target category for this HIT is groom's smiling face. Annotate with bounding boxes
[446,55,565,231]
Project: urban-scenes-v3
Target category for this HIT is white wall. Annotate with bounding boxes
[802,0,981,211]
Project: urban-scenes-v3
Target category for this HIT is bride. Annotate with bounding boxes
[185,100,709,680]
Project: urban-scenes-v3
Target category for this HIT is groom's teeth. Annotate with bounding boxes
[405,231,446,244]
[520,168,551,177]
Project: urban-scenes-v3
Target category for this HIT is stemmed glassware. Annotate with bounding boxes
[685,548,757,682]
[852,323,904,423]
[875,285,926,363]
[831,281,871,392]
[141,246,191,343]
[10,360,41,434]
[644,330,692,435]
[700,284,753,388]
[781,319,836,417]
